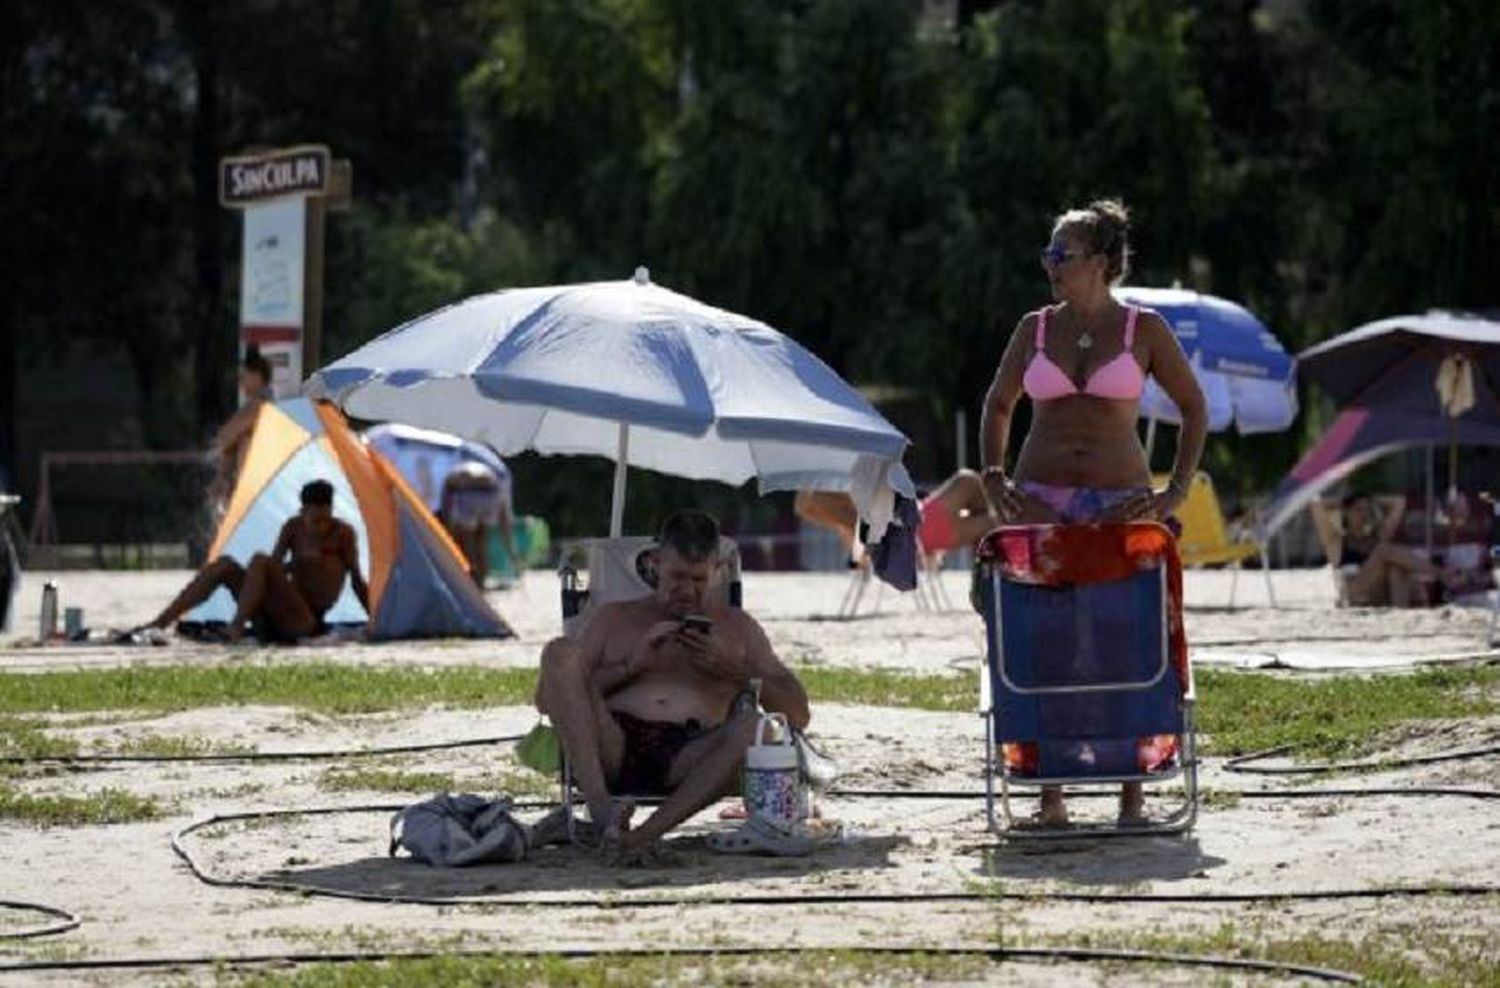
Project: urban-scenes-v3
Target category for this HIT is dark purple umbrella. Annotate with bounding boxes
[1261,311,1500,537]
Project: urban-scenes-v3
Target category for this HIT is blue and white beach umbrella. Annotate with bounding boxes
[1114,286,1298,435]
[307,270,914,536]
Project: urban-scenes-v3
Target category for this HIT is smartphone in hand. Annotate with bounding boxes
[681,614,713,635]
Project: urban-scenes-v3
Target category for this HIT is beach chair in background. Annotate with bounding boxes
[1161,471,1275,608]
[837,538,954,618]
[549,536,743,839]
[975,522,1199,838]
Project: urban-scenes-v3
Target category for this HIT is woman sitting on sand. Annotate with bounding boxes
[978,199,1207,827]
[1311,494,1449,607]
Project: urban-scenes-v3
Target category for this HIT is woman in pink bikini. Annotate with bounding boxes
[977,199,1207,826]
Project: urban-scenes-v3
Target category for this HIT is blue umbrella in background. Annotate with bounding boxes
[1113,287,1298,449]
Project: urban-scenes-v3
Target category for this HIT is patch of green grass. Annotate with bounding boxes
[0,664,539,716]
[317,764,554,798]
[799,667,977,711]
[1050,918,1500,987]
[95,733,254,757]
[0,783,163,825]
[3,663,1497,766]
[0,663,977,717]
[1195,665,1500,758]
[225,950,989,987]
[0,716,79,760]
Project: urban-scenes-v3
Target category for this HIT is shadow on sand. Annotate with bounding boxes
[262,831,908,902]
[975,835,1226,886]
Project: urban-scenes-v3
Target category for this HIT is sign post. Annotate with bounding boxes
[220,145,351,399]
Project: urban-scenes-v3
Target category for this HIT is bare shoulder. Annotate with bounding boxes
[1134,308,1175,344]
[719,606,766,636]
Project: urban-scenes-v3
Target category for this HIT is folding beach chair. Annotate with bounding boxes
[551,536,743,839]
[1161,471,1275,608]
[837,539,954,618]
[976,522,1198,839]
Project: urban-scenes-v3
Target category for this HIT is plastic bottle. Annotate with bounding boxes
[39,581,59,641]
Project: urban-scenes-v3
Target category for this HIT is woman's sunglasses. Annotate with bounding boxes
[1040,244,1087,267]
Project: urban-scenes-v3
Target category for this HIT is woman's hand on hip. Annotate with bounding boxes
[1105,485,1184,522]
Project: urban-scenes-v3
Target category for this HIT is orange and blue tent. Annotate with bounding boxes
[188,398,511,639]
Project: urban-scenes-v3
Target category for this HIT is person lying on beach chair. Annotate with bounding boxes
[793,490,864,567]
[1310,494,1450,607]
[534,509,810,862]
[137,480,369,642]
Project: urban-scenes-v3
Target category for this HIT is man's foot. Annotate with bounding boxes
[597,796,636,858]
[527,804,577,848]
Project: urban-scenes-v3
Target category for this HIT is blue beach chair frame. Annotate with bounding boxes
[976,522,1199,839]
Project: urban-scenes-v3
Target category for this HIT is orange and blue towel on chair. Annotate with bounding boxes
[977,522,1188,779]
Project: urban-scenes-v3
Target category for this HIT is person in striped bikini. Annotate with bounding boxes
[977,199,1208,827]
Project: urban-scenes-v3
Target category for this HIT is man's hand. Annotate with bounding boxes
[678,626,748,683]
[631,620,684,676]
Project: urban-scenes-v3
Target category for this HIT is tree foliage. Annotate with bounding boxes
[4,0,1497,526]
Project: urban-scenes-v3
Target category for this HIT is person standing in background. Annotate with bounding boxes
[208,346,274,511]
[440,459,521,588]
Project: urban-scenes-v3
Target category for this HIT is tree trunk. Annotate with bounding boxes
[186,3,228,440]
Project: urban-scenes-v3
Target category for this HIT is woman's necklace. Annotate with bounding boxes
[1077,328,1094,350]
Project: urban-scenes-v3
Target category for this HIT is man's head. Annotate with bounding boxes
[300,479,335,534]
[654,509,721,615]
[239,346,273,401]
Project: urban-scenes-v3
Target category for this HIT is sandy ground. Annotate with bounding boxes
[1,568,1499,985]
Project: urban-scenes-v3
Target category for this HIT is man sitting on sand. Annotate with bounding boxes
[139,480,369,642]
[534,509,809,861]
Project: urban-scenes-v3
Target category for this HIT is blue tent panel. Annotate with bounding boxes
[189,440,370,625]
[371,498,511,639]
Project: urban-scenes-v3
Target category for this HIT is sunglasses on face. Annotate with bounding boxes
[1040,243,1087,268]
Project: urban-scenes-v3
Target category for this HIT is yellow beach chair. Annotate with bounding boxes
[1158,471,1276,608]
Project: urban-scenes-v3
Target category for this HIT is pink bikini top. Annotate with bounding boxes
[1022,305,1145,402]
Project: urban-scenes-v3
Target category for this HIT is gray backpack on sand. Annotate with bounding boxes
[390,793,529,867]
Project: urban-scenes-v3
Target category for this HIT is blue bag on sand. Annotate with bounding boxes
[390,793,529,866]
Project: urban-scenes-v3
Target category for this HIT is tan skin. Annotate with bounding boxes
[535,546,808,860]
[143,504,370,642]
[209,366,270,507]
[978,221,1208,826]
[440,463,522,589]
[1310,495,1447,607]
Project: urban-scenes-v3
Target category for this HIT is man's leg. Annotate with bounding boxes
[226,555,273,641]
[471,523,489,588]
[623,709,759,848]
[144,557,245,630]
[255,560,319,641]
[535,638,626,834]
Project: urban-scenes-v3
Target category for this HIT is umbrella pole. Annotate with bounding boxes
[610,424,630,538]
[1424,444,1435,557]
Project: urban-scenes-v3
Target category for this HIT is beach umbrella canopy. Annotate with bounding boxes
[1259,310,1500,538]
[307,270,914,536]
[1114,286,1298,434]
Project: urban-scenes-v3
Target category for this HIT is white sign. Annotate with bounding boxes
[257,341,303,401]
[240,197,305,328]
[239,197,306,399]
